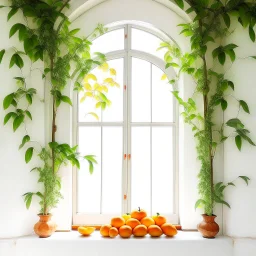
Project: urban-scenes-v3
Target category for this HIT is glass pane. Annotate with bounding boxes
[152,65,173,122]
[152,127,174,214]
[102,127,123,214]
[131,127,151,213]
[131,28,165,59]
[131,58,151,122]
[79,58,123,123]
[77,127,101,213]
[91,29,124,54]
[102,59,124,122]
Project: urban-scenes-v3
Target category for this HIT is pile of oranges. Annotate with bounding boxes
[100,208,177,238]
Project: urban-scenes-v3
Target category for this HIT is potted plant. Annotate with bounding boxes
[161,0,255,238]
[1,0,118,238]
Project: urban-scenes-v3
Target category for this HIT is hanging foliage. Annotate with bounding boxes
[162,0,255,215]
[1,0,118,215]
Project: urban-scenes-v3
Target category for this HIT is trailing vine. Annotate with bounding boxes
[162,0,256,215]
[1,1,118,215]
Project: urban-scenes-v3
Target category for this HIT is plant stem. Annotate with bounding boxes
[199,20,214,215]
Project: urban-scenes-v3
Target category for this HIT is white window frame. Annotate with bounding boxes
[73,23,179,225]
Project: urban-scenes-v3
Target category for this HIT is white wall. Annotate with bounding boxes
[0,5,45,238]
[223,22,256,238]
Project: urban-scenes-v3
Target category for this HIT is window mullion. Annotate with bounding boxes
[126,25,132,214]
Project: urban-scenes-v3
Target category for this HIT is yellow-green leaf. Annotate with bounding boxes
[84,83,92,91]
[80,96,86,103]
[99,62,109,72]
[84,74,97,83]
[88,112,99,120]
[110,68,116,76]
[161,74,167,80]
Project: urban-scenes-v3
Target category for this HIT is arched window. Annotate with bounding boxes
[73,22,178,225]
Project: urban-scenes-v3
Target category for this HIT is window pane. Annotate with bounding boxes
[152,65,173,122]
[152,127,174,214]
[131,28,165,59]
[131,127,151,213]
[102,59,124,122]
[91,29,124,54]
[131,58,151,122]
[102,127,123,214]
[77,127,101,213]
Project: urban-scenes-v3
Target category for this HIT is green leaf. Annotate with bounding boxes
[7,7,18,21]
[89,161,94,174]
[249,26,256,42]
[174,0,184,9]
[69,29,80,35]
[13,115,25,132]
[24,193,33,209]
[25,110,32,120]
[25,147,34,163]
[226,49,236,62]
[239,176,250,185]
[19,135,30,149]
[9,23,25,38]
[0,49,5,63]
[239,100,250,114]
[221,99,228,111]
[61,96,72,106]
[3,93,15,110]
[166,62,179,68]
[218,52,226,65]
[228,182,236,187]
[235,135,242,151]
[4,112,15,125]
[215,198,231,208]
[26,94,32,105]
[236,130,256,146]
[195,199,205,210]
[226,118,244,129]
[224,44,238,50]
[84,155,98,164]
[19,26,27,41]
[228,81,234,90]
[223,13,230,28]
[212,47,221,58]
[10,54,24,69]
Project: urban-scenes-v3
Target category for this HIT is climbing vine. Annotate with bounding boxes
[162,0,256,215]
[0,0,118,215]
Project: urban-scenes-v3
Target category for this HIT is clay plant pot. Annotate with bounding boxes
[34,214,56,238]
[197,214,219,238]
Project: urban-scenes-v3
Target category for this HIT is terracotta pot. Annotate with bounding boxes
[34,214,56,238]
[197,214,219,238]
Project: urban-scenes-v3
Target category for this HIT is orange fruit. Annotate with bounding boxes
[161,223,177,237]
[78,226,96,236]
[119,225,132,238]
[133,224,147,237]
[109,227,119,238]
[152,213,166,226]
[126,218,140,229]
[131,207,147,220]
[141,217,155,227]
[122,213,131,222]
[111,217,125,228]
[148,225,163,237]
[100,224,112,237]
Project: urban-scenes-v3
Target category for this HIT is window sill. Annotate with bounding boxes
[11,231,233,256]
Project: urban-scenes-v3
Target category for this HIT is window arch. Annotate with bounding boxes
[73,22,178,225]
